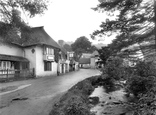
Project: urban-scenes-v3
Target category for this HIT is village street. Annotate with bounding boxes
[0,69,100,115]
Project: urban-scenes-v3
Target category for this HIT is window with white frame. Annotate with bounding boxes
[1,61,10,70]
[44,47,54,55]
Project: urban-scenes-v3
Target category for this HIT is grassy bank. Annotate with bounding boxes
[49,75,102,115]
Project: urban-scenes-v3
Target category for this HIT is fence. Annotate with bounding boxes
[0,68,35,81]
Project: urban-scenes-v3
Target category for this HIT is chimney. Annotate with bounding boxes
[58,40,65,47]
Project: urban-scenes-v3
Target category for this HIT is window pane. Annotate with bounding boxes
[52,49,54,55]
[46,48,49,54]
[44,61,52,71]
[7,62,10,69]
[3,61,6,69]
[50,48,52,55]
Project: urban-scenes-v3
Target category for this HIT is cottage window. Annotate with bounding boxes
[44,47,54,55]
[7,61,10,69]
[69,53,74,58]
[3,61,7,70]
[44,61,52,71]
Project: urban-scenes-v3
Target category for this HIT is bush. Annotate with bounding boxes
[126,76,156,115]
[134,61,156,77]
[126,61,156,97]
[102,56,130,81]
[64,95,90,115]
[126,75,154,97]
[68,79,94,96]
[50,94,91,115]
[49,76,98,115]
[125,61,156,115]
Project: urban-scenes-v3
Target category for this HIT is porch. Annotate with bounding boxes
[0,54,35,81]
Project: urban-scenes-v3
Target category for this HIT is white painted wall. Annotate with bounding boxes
[26,46,57,77]
[66,60,70,72]
[24,46,36,70]
[75,62,79,70]
[0,43,58,77]
[82,64,91,68]
[90,58,95,69]
[0,43,23,57]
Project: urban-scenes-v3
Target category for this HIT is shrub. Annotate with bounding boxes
[126,61,156,97]
[64,95,90,115]
[125,61,156,115]
[49,76,98,115]
[50,94,91,115]
[68,79,94,96]
[126,76,156,115]
[134,61,156,77]
[126,75,154,97]
[102,56,130,81]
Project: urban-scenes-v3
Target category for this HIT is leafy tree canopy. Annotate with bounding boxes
[64,44,73,52]
[71,36,97,60]
[92,0,155,58]
[0,0,48,44]
[98,46,112,65]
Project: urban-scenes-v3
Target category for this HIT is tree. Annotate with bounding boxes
[71,36,92,52]
[92,0,156,114]
[71,36,96,60]
[64,44,73,52]
[0,0,48,44]
[98,46,112,65]
[92,0,154,58]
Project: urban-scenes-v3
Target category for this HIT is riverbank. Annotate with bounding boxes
[49,75,129,115]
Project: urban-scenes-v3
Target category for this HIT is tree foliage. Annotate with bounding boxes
[0,0,48,44]
[125,61,156,114]
[98,46,112,65]
[92,0,155,58]
[100,57,156,114]
[64,44,73,52]
[71,36,97,60]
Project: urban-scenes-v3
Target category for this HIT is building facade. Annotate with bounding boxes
[0,26,60,78]
[79,51,100,69]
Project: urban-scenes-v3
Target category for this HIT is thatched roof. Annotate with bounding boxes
[23,26,60,49]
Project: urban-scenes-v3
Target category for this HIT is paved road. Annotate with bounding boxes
[0,69,100,115]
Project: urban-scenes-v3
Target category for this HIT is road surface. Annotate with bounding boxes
[0,69,100,115]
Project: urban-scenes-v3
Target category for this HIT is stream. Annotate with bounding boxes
[90,86,128,115]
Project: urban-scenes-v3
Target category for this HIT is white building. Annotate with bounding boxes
[0,26,61,78]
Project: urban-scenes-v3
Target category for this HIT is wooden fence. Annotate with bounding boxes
[0,68,35,81]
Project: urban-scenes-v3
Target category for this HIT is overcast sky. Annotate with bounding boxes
[28,0,116,44]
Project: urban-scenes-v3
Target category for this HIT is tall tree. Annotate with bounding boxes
[92,0,154,58]
[71,36,96,60]
[0,0,48,44]
[64,44,72,52]
[98,46,112,65]
[92,1,156,114]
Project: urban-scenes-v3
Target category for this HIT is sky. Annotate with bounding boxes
[28,0,116,45]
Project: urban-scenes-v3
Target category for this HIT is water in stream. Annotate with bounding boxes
[90,86,128,115]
